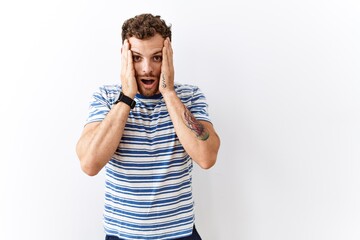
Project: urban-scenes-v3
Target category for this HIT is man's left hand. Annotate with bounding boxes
[159,38,175,96]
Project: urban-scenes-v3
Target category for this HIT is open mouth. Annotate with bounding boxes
[141,79,155,85]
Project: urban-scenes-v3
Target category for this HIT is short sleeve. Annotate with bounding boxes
[85,86,113,124]
[189,86,211,123]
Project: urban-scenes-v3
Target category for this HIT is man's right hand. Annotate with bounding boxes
[121,39,137,98]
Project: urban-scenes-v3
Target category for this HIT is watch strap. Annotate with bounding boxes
[114,92,136,109]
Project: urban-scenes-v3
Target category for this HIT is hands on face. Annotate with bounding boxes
[120,37,174,98]
[121,39,138,98]
[159,37,175,95]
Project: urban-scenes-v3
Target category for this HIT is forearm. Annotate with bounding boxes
[76,102,131,176]
[162,91,220,169]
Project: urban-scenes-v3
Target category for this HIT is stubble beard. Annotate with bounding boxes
[136,78,160,97]
[136,72,160,96]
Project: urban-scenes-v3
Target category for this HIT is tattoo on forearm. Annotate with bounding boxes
[184,108,209,141]
[161,73,167,88]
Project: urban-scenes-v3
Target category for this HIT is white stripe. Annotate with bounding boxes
[86,83,210,238]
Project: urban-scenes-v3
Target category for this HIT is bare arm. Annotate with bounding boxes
[160,38,220,169]
[76,102,131,176]
[162,91,220,169]
[76,40,137,176]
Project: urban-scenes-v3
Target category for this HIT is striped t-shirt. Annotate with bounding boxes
[86,83,211,239]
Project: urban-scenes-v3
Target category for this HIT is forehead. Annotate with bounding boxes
[129,34,164,55]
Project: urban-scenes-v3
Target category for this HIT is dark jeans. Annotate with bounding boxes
[105,225,202,240]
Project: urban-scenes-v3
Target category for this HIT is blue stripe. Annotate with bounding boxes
[105,192,192,209]
[105,179,191,196]
[85,83,210,238]
[104,215,194,231]
[105,167,190,183]
[104,218,193,239]
[104,203,193,220]
[108,156,190,170]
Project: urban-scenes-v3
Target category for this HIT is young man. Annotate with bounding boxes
[76,13,220,240]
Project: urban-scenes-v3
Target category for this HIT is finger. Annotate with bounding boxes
[162,44,169,71]
[127,49,134,77]
[121,40,128,74]
[127,50,136,80]
[167,38,174,70]
[168,38,173,55]
[163,38,173,75]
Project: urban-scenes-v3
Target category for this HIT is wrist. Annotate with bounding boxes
[121,90,136,99]
[161,90,177,100]
[114,92,136,109]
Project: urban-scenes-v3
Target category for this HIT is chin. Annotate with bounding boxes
[138,87,159,97]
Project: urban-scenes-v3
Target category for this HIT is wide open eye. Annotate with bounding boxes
[153,55,162,62]
[133,55,141,62]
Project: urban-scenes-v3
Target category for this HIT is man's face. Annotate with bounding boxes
[128,34,164,97]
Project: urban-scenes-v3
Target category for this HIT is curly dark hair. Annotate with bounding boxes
[121,13,172,43]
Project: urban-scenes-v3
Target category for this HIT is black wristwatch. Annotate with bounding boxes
[114,92,136,109]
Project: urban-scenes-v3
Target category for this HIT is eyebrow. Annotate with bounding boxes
[132,51,163,56]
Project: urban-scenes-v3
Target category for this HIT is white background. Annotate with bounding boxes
[1,0,360,239]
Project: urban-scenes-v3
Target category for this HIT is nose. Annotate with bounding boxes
[141,59,153,75]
